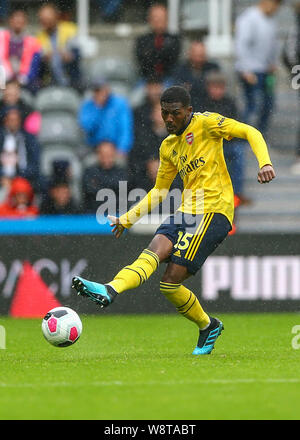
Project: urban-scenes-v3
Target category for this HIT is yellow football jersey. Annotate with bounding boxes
[156,111,236,223]
[119,112,272,228]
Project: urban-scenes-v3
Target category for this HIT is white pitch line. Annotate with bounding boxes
[0,378,300,388]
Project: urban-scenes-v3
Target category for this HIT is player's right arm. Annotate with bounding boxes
[109,144,178,238]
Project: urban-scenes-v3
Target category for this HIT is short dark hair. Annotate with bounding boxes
[160,86,191,107]
[9,9,28,18]
[39,3,59,14]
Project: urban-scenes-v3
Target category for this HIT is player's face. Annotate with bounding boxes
[148,6,168,34]
[38,7,58,31]
[261,0,281,15]
[9,12,27,34]
[161,102,192,135]
[4,110,21,132]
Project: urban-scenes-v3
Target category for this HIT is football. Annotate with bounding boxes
[41,306,82,347]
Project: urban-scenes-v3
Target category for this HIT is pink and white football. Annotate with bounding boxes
[41,307,82,347]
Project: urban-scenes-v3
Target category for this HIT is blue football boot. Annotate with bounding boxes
[72,276,117,308]
[192,317,224,355]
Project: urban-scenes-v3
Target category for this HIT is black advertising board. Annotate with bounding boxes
[0,233,300,315]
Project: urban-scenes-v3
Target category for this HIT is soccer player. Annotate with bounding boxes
[72,86,275,355]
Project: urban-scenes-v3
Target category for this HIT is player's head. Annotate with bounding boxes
[3,107,22,132]
[96,141,117,170]
[145,76,163,105]
[147,3,168,34]
[205,71,227,101]
[160,86,192,135]
[91,78,110,106]
[188,40,207,68]
[8,9,28,34]
[38,3,59,31]
[2,80,21,104]
[259,0,283,16]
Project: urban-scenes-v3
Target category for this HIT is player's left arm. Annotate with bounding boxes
[227,120,276,184]
[206,113,275,184]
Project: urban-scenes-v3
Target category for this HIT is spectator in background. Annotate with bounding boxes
[283,2,300,175]
[234,0,283,137]
[82,141,128,214]
[40,175,79,215]
[79,79,133,159]
[0,176,39,217]
[135,3,181,83]
[130,103,166,192]
[0,9,41,92]
[36,3,81,90]
[0,80,33,125]
[0,107,41,191]
[0,80,41,135]
[201,71,251,207]
[130,102,182,197]
[134,76,164,132]
[172,40,220,111]
[49,159,72,184]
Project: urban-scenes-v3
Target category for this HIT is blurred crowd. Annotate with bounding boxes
[0,0,298,219]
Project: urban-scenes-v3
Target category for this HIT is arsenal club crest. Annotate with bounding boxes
[185,132,194,145]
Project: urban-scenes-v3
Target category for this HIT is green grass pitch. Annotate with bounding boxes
[0,313,300,420]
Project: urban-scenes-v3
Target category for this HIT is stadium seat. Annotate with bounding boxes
[108,81,132,98]
[20,88,35,107]
[88,56,137,86]
[129,85,148,108]
[35,87,81,115]
[81,151,98,169]
[39,113,81,148]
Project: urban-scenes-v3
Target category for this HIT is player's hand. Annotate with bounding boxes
[257,165,276,184]
[242,72,258,85]
[107,215,125,238]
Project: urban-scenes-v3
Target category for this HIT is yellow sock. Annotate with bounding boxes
[160,282,210,329]
[108,249,159,293]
